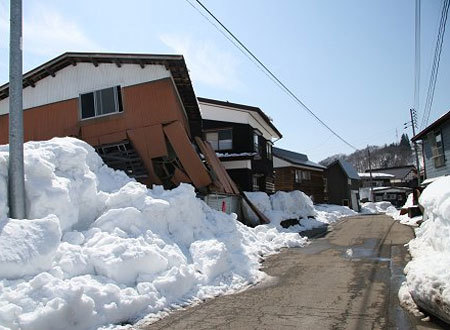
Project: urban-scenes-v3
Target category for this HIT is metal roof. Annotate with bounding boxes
[412,110,450,142]
[198,97,282,139]
[368,166,416,180]
[0,52,203,136]
[273,147,325,170]
[328,159,360,180]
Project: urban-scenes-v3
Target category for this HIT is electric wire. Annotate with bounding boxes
[185,0,358,151]
[420,0,449,129]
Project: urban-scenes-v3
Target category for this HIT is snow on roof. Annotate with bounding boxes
[358,172,395,179]
[369,166,416,180]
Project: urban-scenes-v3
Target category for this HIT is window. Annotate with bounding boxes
[80,86,123,119]
[295,169,310,183]
[253,131,261,154]
[323,177,328,193]
[295,169,301,183]
[430,131,445,168]
[266,142,273,160]
[302,171,311,181]
[347,178,352,185]
[205,129,233,151]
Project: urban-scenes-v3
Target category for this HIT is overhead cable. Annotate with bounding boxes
[185,0,358,150]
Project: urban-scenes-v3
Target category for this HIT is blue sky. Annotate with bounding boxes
[0,0,449,162]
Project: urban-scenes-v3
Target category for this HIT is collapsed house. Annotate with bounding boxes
[0,52,268,224]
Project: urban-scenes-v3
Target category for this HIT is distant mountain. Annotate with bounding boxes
[319,134,414,172]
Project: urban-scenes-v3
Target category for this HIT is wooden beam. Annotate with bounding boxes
[91,58,99,67]
[139,60,145,69]
[114,59,122,68]
[69,59,77,66]
[27,79,35,88]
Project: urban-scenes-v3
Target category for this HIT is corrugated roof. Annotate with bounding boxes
[273,147,325,170]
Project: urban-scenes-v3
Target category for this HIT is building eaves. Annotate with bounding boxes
[0,52,202,136]
[412,110,450,142]
[198,97,283,139]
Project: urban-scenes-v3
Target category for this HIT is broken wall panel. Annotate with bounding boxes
[163,121,212,188]
[127,128,163,185]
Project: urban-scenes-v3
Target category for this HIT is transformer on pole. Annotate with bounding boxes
[8,0,26,219]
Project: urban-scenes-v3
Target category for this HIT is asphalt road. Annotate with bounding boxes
[139,215,446,330]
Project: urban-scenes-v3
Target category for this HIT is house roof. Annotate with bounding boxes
[197,97,283,139]
[367,166,416,180]
[412,110,450,141]
[328,159,360,180]
[273,147,325,170]
[0,52,202,136]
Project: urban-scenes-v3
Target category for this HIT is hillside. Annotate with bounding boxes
[320,134,414,172]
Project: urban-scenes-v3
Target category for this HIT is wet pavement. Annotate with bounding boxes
[138,215,446,330]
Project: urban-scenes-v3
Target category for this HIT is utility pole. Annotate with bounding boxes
[367,146,374,202]
[410,108,421,185]
[8,0,26,219]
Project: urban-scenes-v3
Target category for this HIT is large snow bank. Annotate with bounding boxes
[244,191,354,231]
[360,201,397,215]
[399,176,450,321]
[0,138,307,330]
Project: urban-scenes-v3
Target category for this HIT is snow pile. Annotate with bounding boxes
[360,201,397,214]
[400,176,450,321]
[388,194,423,226]
[0,138,307,330]
[244,191,354,231]
[314,204,357,223]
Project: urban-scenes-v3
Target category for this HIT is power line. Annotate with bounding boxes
[185,0,358,151]
[420,0,449,129]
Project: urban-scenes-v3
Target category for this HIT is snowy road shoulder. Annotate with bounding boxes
[394,177,450,324]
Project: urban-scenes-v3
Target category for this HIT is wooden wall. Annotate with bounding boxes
[0,78,212,189]
[274,167,326,203]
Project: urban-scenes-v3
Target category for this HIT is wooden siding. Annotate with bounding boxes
[325,164,350,205]
[422,120,450,179]
[274,167,326,203]
[0,78,211,189]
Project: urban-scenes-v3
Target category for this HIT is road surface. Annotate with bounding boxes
[139,215,445,330]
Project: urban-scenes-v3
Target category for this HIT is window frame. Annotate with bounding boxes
[430,130,446,168]
[204,128,233,151]
[266,141,273,160]
[79,85,123,120]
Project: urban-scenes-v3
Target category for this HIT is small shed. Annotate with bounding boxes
[325,159,361,211]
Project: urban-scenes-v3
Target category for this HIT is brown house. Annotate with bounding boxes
[273,147,326,203]
[0,52,238,196]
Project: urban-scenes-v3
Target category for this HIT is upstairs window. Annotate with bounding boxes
[80,86,123,119]
[266,141,273,160]
[430,130,445,168]
[253,130,262,155]
[205,129,232,151]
